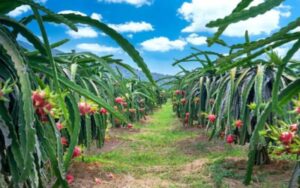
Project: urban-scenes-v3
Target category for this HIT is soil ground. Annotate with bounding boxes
[69,102,294,188]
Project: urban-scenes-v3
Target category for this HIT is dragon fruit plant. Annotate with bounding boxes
[32,87,64,122]
[260,122,299,156]
[0,0,160,186]
[78,97,99,116]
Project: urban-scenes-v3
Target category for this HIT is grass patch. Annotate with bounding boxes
[78,102,294,187]
[208,159,244,187]
[84,102,199,175]
[83,102,250,187]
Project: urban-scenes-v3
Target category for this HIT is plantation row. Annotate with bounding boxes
[0,0,166,187]
[170,61,300,185]
[1,0,300,187]
[166,0,300,187]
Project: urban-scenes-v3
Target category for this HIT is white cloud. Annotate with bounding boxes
[277,4,291,18]
[98,0,151,7]
[59,10,103,21]
[58,10,87,16]
[76,43,121,54]
[109,21,154,33]
[67,26,98,39]
[291,27,300,33]
[273,42,300,60]
[91,13,102,21]
[186,33,206,45]
[7,5,31,17]
[178,0,290,37]
[141,37,187,52]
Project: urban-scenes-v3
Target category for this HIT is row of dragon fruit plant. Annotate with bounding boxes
[0,0,166,187]
[168,0,300,186]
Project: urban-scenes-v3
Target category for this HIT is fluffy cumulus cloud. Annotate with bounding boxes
[186,33,206,45]
[141,37,187,52]
[291,27,300,33]
[7,5,31,17]
[58,11,103,21]
[7,0,48,17]
[98,0,151,7]
[67,26,98,39]
[91,13,102,21]
[109,21,154,33]
[76,43,121,53]
[58,10,87,16]
[178,0,291,37]
[273,42,300,60]
[58,11,103,39]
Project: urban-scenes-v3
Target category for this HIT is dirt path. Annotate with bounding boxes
[69,103,293,188]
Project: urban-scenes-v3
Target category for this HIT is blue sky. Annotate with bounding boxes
[8,0,300,75]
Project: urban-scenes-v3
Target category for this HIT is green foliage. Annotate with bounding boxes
[171,1,300,187]
[0,1,165,186]
[206,0,284,28]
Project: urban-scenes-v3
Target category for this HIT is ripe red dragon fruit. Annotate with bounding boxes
[127,123,133,129]
[99,107,108,115]
[115,97,124,104]
[279,131,294,145]
[78,102,91,116]
[61,137,68,146]
[32,89,62,122]
[66,174,74,184]
[72,146,81,158]
[31,90,46,107]
[207,114,216,123]
[36,107,46,116]
[43,102,52,112]
[290,124,298,132]
[226,134,235,144]
[235,120,243,128]
[56,122,63,131]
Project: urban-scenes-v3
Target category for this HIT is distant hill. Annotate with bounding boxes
[18,41,170,86]
[19,40,64,56]
[110,64,169,83]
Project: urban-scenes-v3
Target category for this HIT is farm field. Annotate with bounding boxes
[0,0,300,187]
[69,102,294,188]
